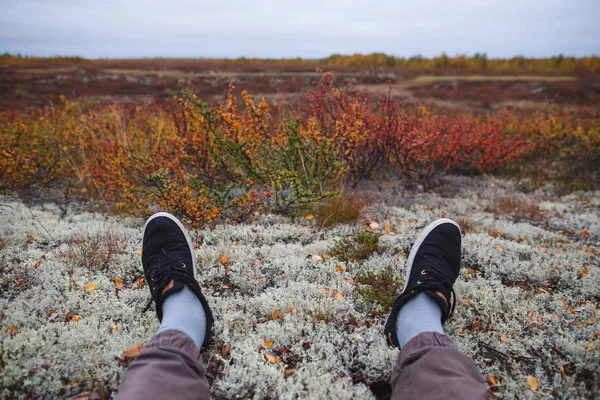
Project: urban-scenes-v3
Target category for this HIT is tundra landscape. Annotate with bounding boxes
[0,54,599,399]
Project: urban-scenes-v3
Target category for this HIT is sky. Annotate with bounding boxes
[1,0,599,59]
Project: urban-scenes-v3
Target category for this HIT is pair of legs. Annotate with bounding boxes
[116,213,486,399]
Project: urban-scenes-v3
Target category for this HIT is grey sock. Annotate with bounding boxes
[156,286,207,349]
[395,292,444,348]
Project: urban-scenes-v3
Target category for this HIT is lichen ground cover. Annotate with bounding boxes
[1,176,598,399]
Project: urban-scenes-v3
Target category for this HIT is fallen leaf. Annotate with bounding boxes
[71,314,80,322]
[560,365,567,380]
[527,375,538,392]
[369,222,380,230]
[491,231,502,238]
[135,248,142,256]
[371,309,381,316]
[222,284,230,289]
[264,353,282,364]
[401,221,408,228]
[284,369,295,377]
[580,229,590,238]
[34,259,43,269]
[123,343,144,358]
[343,277,351,284]
[288,305,298,315]
[219,254,229,264]
[222,344,231,357]
[365,226,373,232]
[462,299,470,305]
[17,279,24,287]
[333,289,345,300]
[587,341,597,353]
[136,278,145,287]
[4,326,17,335]
[321,253,330,260]
[264,339,273,348]
[500,331,508,342]
[272,309,284,320]
[113,278,123,290]
[27,235,36,244]
[85,283,96,293]
[305,214,314,221]
[110,323,117,330]
[487,374,497,385]
[587,247,595,254]
[495,245,503,250]
[311,254,323,261]
[385,222,394,233]
[335,264,344,272]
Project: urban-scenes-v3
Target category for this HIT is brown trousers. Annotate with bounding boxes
[116,330,486,400]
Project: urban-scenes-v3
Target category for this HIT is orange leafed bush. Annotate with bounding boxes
[1,73,594,228]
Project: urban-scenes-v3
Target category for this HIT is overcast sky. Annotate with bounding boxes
[1,0,599,59]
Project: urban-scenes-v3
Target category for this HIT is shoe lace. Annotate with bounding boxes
[142,248,198,313]
[418,267,457,318]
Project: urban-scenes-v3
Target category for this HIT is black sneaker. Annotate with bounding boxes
[141,212,214,348]
[384,218,462,348]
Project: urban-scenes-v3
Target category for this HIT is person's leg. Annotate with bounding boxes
[115,330,210,399]
[384,219,486,400]
[116,212,214,400]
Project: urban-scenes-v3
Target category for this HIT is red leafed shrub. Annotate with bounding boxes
[388,108,529,186]
[300,73,529,188]
[300,73,395,187]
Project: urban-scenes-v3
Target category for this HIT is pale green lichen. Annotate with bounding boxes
[0,176,598,399]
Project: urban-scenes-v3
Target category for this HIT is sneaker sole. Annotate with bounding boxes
[385,218,461,330]
[142,212,197,279]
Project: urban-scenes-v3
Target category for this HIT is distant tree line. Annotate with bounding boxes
[220,53,600,73]
[2,52,599,73]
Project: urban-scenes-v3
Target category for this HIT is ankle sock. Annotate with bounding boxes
[156,286,207,349]
[395,292,444,348]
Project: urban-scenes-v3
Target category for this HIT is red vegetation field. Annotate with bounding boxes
[2,56,600,112]
[1,60,598,228]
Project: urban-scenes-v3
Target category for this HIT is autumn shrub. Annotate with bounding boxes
[311,190,371,227]
[503,109,600,190]
[300,74,529,189]
[385,107,530,188]
[2,73,591,230]
[329,231,385,262]
[354,267,404,311]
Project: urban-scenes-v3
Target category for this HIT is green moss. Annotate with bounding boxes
[354,267,403,311]
[329,231,385,262]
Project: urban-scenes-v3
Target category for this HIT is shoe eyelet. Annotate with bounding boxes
[179,263,186,269]
[417,280,422,285]
[420,270,427,275]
